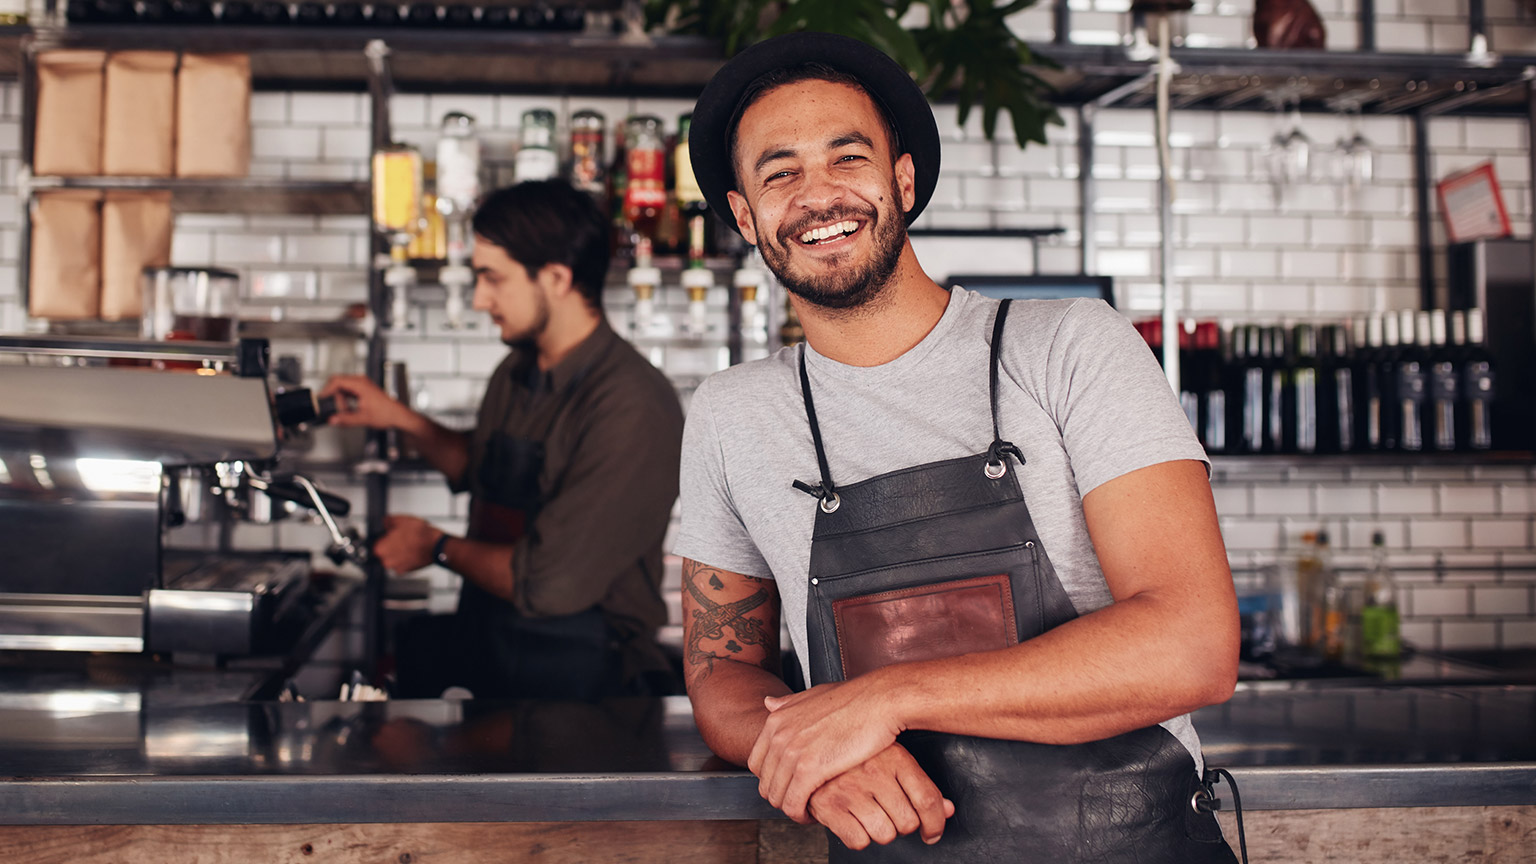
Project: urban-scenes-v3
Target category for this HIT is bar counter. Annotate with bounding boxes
[1,658,1534,862]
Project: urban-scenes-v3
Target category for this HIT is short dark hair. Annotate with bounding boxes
[726,62,902,190]
[471,179,610,310]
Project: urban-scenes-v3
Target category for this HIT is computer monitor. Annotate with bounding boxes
[947,274,1115,307]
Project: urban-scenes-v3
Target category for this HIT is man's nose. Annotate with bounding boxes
[795,164,848,212]
[471,279,491,310]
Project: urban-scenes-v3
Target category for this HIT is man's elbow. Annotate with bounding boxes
[1181,636,1239,709]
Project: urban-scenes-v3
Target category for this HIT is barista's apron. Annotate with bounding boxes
[793,300,1235,863]
[396,344,639,701]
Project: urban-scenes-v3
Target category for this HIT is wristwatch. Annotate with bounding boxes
[431,533,452,568]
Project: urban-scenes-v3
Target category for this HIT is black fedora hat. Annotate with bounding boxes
[688,31,941,236]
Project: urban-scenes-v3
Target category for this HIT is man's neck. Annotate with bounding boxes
[535,305,603,371]
[795,245,950,367]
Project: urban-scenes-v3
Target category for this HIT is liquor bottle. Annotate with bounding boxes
[1319,324,1355,453]
[1395,310,1427,451]
[219,0,253,24]
[608,119,630,255]
[1198,322,1228,454]
[1315,531,1345,662]
[1460,308,1496,450]
[623,115,668,251]
[370,2,402,25]
[443,4,476,26]
[1265,325,1287,453]
[1427,309,1458,451]
[514,109,560,182]
[170,0,216,22]
[674,112,712,269]
[139,0,170,23]
[294,1,329,24]
[1360,532,1401,660]
[1240,324,1266,453]
[255,0,291,24]
[1178,320,1199,436]
[480,3,513,27]
[1289,323,1320,454]
[1378,313,1402,450]
[330,2,365,25]
[407,2,441,26]
[568,110,608,202]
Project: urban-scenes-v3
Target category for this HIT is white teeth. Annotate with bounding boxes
[798,220,859,244]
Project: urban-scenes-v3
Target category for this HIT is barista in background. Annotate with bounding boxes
[322,179,684,700]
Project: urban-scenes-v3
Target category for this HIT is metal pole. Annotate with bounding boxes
[1358,0,1376,53]
[1155,15,1179,393]
[1054,0,1071,46]
[1527,79,1536,319]
[1077,104,1095,276]
[1413,111,1435,310]
[1468,0,1487,55]
[17,37,36,318]
[363,39,394,672]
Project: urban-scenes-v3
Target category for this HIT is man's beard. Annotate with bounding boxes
[499,289,551,348]
[753,180,905,312]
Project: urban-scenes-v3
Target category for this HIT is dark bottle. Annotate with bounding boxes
[219,0,254,24]
[1426,309,1458,451]
[1319,323,1355,453]
[519,2,556,29]
[294,2,329,25]
[330,2,366,25]
[90,0,137,22]
[407,2,441,26]
[139,0,171,24]
[169,0,216,22]
[553,4,584,30]
[675,113,713,265]
[1196,322,1228,454]
[1264,325,1287,453]
[255,0,291,24]
[480,4,514,27]
[1239,324,1267,453]
[1177,321,1199,436]
[1376,313,1402,450]
[443,3,477,26]
[1289,323,1320,454]
[1395,310,1427,452]
[370,3,403,25]
[1459,308,1496,450]
[608,119,631,255]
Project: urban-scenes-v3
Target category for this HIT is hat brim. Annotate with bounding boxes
[688,31,941,237]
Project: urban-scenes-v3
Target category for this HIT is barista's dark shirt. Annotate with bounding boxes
[454,319,683,661]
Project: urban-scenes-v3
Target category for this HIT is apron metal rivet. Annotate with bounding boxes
[820,493,841,514]
[811,578,819,586]
[984,460,1007,479]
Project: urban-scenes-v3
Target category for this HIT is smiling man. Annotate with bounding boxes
[323,179,683,701]
[675,32,1242,862]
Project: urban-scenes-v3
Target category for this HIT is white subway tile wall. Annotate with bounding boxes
[3,5,1536,652]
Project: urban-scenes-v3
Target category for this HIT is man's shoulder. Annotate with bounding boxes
[694,346,800,404]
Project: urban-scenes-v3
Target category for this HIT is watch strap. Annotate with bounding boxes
[432,533,452,568]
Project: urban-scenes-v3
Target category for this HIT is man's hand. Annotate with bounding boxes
[748,677,904,822]
[373,514,441,573]
[321,374,413,430]
[807,744,955,850]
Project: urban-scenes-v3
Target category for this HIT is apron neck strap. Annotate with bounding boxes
[793,345,840,509]
[988,300,1026,470]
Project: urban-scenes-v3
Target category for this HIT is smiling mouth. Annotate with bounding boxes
[796,220,863,246]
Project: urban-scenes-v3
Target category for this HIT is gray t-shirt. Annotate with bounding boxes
[674,287,1212,766]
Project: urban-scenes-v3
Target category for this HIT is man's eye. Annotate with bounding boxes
[767,170,794,182]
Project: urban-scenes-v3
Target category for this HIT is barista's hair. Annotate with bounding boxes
[472,179,610,310]
[726,62,902,188]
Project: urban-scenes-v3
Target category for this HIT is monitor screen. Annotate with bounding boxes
[947,275,1115,307]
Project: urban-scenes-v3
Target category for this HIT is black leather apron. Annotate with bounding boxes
[396,344,631,701]
[793,300,1235,863]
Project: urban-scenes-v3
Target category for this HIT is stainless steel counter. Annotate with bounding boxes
[1,680,1534,825]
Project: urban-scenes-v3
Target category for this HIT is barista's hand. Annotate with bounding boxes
[807,744,954,850]
[321,375,413,431]
[749,677,904,823]
[373,514,441,573]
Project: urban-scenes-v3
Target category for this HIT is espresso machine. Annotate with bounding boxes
[0,334,367,659]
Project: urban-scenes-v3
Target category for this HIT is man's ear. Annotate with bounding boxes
[895,153,917,214]
[726,190,758,246]
[538,262,575,297]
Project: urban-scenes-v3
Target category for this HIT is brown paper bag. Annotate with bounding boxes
[34,51,106,177]
[176,54,251,178]
[100,191,173,321]
[29,190,103,320]
[102,51,178,176]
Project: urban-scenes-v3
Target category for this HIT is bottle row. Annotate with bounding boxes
[376,108,745,270]
[65,0,594,29]
[1137,308,1499,455]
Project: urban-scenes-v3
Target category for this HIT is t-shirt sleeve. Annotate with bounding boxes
[1041,299,1210,496]
[672,377,775,579]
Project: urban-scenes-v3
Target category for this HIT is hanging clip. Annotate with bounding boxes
[792,479,841,514]
[985,440,1026,478]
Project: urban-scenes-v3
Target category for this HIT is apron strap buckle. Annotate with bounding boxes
[792,479,841,513]
[985,440,1026,477]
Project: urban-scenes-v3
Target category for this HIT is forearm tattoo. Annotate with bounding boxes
[682,559,779,684]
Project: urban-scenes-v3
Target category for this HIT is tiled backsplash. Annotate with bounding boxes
[5,10,1536,651]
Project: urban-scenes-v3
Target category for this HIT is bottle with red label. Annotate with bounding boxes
[623,115,667,250]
